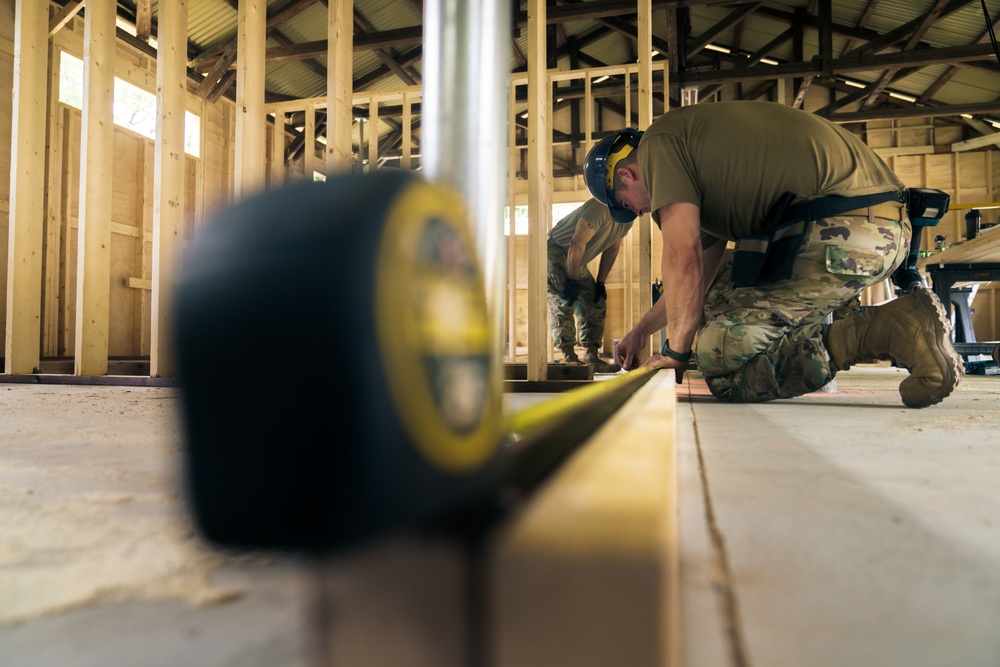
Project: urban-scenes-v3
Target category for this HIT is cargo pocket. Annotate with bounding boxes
[824,245,884,277]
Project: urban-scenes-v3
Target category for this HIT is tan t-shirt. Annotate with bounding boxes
[636,101,905,241]
[548,198,633,265]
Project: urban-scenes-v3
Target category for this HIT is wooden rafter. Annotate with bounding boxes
[49,0,84,37]
[684,2,761,60]
[354,8,419,85]
[840,0,974,60]
[859,0,955,109]
[839,0,881,57]
[135,0,152,40]
[192,27,424,72]
[696,27,794,100]
[813,67,921,117]
[192,0,321,97]
[919,9,1000,103]
[678,42,999,87]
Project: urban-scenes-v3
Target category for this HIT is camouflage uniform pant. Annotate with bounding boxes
[547,242,606,352]
[697,213,911,402]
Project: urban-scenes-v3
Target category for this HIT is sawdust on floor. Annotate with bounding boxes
[0,385,244,625]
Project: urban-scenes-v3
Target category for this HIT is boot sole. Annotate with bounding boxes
[903,288,963,408]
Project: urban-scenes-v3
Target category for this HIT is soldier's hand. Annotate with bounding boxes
[595,281,607,301]
[641,353,688,384]
[614,331,648,371]
[559,278,580,305]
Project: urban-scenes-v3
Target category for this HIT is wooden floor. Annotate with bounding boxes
[2,364,1000,666]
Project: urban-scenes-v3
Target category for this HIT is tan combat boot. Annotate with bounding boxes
[825,288,963,408]
[584,348,621,374]
[560,347,581,364]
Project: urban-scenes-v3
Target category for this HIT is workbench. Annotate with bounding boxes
[918,222,1000,374]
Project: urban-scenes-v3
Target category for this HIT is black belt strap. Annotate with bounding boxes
[782,190,903,225]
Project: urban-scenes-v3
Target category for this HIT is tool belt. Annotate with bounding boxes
[731,190,904,288]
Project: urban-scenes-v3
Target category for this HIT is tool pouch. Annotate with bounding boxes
[732,191,798,288]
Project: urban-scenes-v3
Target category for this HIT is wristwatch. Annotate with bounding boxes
[660,340,692,363]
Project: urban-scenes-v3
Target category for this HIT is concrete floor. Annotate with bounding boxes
[1,365,999,666]
[674,366,1000,667]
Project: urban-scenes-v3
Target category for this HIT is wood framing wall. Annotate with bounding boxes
[1,1,997,374]
[0,6,236,371]
[0,0,14,350]
[505,83,1000,356]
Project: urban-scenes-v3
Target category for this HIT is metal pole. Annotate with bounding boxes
[423,0,512,375]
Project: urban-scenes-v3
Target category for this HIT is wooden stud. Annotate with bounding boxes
[150,0,187,377]
[134,142,149,357]
[195,98,208,233]
[507,81,519,362]
[44,42,64,358]
[235,0,267,198]
[74,0,116,376]
[368,100,379,171]
[526,0,551,381]
[271,110,286,187]
[135,0,153,41]
[402,92,412,170]
[60,109,74,357]
[305,103,317,178]
[6,0,48,374]
[326,0,354,173]
[637,0,654,348]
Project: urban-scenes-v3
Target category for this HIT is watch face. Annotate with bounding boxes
[375,180,501,473]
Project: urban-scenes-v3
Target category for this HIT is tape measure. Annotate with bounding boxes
[174,171,505,552]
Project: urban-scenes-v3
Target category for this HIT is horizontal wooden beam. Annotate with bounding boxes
[192,27,425,72]
[872,145,938,157]
[679,42,999,86]
[830,101,1000,123]
[952,130,1000,152]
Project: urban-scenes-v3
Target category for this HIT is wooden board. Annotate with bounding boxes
[504,362,594,381]
[919,224,1000,266]
[490,370,679,667]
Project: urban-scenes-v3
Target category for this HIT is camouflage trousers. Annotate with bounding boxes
[547,242,606,352]
[697,212,911,402]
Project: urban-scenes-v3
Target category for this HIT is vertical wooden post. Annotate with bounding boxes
[507,80,519,362]
[368,101,379,171]
[526,0,551,381]
[135,144,150,356]
[775,78,788,106]
[623,69,635,330]
[195,98,207,233]
[44,44,64,358]
[5,0,48,374]
[235,0,267,199]
[271,111,286,187]
[305,103,317,178]
[402,93,412,170]
[636,0,654,350]
[59,109,73,355]
[74,0,116,376]
[150,0,188,378]
[326,0,354,173]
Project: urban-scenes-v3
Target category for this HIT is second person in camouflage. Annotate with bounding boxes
[547,198,633,373]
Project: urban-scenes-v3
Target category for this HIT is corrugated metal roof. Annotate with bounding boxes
[130,0,1000,155]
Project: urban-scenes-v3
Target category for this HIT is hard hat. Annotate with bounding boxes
[583,128,643,223]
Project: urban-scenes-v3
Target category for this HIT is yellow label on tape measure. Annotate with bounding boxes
[375,180,501,473]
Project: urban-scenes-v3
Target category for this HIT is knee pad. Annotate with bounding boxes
[696,308,780,377]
